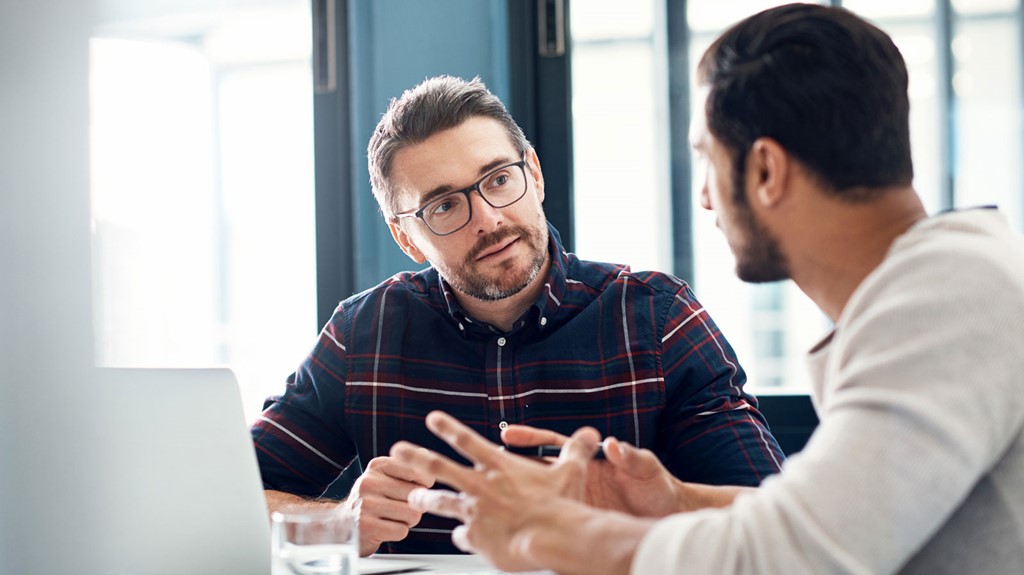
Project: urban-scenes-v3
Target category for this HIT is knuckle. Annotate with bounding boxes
[425,457,447,475]
[450,434,467,450]
[364,457,388,471]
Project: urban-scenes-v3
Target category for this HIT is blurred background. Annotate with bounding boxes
[7,0,1021,420]
[4,1,1020,570]
[83,0,1024,422]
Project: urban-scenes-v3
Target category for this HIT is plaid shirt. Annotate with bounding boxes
[252,224,784,553]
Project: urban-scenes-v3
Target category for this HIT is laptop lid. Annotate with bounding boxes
[92,368,270,575]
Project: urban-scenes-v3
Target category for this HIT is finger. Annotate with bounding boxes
[559,426,601,466]
[407,487,473,521]
[424,411,508,469]
[357,516,415,556]
[603,436,663,479]
[358,473,428,503]
[501,424,569,448]
[390,441,478,493]
[354,494,422,526]
[451,525,475,554]
[366,455,435,488]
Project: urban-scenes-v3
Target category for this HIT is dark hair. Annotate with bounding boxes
[367,75,530,217]
[697,3,913,201]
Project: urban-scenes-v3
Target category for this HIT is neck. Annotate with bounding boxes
[454,256,551,332]
[788,186,926,321]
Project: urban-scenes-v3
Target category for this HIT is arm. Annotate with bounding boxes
[657,285,784,486]
[252,315,434,556]
[265,489,341,514]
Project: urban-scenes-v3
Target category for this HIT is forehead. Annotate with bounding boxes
[689,86,711,150]
[391,116,519,200]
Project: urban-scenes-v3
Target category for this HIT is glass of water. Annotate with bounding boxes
[271,508,358,575]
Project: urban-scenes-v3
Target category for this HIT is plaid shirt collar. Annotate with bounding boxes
[436,221,568,337]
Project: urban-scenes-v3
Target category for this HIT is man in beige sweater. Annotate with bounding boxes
[390,4,1024,574]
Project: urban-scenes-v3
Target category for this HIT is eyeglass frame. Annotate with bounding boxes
[390,155,530,237]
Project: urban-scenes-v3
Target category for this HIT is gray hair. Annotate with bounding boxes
[367,75,530,217]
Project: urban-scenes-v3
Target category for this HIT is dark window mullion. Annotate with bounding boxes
[312,0,355,330]
[667,0,694,284]
[508,0,575,252]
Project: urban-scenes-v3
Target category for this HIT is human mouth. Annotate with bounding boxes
[475,236,519,261]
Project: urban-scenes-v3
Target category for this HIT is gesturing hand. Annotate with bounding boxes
[390,411,602,573]
[501,424,682,517]
[342,455,435,556]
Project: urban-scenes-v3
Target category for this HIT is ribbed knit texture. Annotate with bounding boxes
[633,209,1024,574]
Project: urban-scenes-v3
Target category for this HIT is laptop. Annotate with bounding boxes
[91,368,271,575]
[81,368,540,575]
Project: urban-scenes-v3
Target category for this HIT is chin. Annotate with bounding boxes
[735,261,790,283]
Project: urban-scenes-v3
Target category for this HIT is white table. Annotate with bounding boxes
[361,554,554,575]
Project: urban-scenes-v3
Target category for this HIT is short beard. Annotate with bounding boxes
[444,223,549,301]
[732,166,789,283]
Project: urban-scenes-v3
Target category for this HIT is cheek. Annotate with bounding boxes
[711,168,735,208]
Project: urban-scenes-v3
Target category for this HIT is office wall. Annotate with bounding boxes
[0,2,104,572]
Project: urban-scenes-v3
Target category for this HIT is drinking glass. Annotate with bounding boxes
[271,508,358,575]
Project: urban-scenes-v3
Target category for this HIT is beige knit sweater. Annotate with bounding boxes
[633,209,1024,574]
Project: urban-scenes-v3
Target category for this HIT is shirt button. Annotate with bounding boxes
[498,421,509,430]
[458,323,465,331]
[540,317,548,326]
[497,337,507,347]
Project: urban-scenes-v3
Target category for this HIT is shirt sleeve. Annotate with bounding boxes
[250,312,357,497]
[634,246,1024,574]
[658,284,785,486]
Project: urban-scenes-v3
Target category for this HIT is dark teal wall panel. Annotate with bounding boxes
[348,0,511,291]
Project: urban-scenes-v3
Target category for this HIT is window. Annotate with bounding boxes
[572,0,1023,394]
[570,0,671,273]
[90,1,317,422]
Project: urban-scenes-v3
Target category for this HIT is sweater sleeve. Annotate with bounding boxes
[633,239,1024,574]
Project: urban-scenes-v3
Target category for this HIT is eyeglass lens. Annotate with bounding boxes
[422,163,526,235]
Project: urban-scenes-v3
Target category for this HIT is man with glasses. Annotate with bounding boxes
[250,75,784,555]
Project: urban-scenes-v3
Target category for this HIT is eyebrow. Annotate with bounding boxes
[417,156,518,206]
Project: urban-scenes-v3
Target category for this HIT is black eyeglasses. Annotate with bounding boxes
[392,158,529,236]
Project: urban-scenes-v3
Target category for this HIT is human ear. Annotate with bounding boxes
[749,137,789,209]
[525,147,545,203]
[388,220,427,264]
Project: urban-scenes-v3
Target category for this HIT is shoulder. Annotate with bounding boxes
[329,267,442,323]
[833,210,1024,396]
[566,253,691,300]
[852,211,1024,318]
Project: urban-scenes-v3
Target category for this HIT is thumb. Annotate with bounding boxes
[603,436,664,479]
[560,426,601,465]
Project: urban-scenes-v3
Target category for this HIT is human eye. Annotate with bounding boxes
[483,169,513,191]
[428,193,464,217]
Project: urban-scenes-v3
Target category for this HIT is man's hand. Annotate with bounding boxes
[342,456,435,556]
[390,411,603,573]
[501,424,682,517]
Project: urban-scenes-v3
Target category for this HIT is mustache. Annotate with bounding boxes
[466,226,528,261]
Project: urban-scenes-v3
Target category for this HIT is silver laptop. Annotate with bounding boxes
[92,368,271,575]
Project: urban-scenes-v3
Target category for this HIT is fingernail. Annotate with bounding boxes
[408,488,425,505]
[606,438,624,457]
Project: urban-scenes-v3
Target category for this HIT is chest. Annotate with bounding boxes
[342,307,666,455]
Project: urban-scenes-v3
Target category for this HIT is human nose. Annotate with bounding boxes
[698,176,712,211]
[468,187,504,232]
